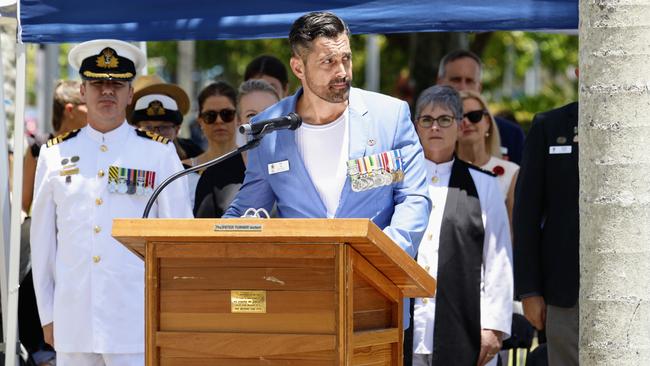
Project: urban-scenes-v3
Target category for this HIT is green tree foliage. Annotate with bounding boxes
[145,31,578,129]
[147,35,367,92]
[480,31,578,128]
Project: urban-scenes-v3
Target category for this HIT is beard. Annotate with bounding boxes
[305,74,352,104]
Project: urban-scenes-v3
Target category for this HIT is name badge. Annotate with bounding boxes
[268,160,290,175]
[549,145,572,155]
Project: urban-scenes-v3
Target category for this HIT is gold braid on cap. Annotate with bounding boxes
[82,71,134,79]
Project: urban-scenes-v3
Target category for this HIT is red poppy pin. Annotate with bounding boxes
[492,165,505,176]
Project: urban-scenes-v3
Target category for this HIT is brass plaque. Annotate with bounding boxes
[231,290,267,313]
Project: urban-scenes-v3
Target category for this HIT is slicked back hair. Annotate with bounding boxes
[289,11,350,59]
[437,49,482,80]
[415,85,463,123]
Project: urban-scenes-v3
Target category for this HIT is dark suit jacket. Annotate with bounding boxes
[513,102,579,307]
[495,116,525,165]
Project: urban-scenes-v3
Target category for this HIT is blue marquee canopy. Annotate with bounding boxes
[20,0,578,43]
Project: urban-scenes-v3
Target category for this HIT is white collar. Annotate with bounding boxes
[84,120,130,144]
[425,157,454,177]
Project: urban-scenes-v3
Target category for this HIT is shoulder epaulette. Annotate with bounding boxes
[135,129,170,144]
[464,160,497,177]
[46,129,80,148]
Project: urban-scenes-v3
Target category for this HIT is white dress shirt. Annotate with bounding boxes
[30,122,193,353]
[413,158,513,363]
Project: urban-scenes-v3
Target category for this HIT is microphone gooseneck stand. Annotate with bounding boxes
[141,137,261,218]
[142,114,302,218]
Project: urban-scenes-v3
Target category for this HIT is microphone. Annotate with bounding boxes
[239,112,302,136]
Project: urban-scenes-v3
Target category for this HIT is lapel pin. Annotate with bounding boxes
[367,138,376,146]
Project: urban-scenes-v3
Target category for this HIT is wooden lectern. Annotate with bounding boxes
[112,218,436,366]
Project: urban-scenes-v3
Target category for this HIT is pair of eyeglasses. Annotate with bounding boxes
[200,109,236,124]
[463,110,488,123]
[139,124,176,135]
[416,115,457,128]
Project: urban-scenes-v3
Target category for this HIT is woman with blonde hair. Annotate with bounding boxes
[457,90,519,223]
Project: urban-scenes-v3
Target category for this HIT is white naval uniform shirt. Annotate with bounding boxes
[30,122,193,353]
[413,158,513,362]
[295,108,349,218]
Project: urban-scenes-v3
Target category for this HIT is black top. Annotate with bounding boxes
[177,137,203,159]
[513,102,579,307]
[495,116,526,165]
[193,153,246,218]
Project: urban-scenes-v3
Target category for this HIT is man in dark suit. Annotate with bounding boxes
[513,102,579,366]
[436,50,526,164]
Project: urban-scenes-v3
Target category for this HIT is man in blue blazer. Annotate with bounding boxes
[224,12,430,262]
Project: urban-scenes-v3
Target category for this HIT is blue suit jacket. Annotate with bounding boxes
[495,116,525,165]
[224,87,431,259]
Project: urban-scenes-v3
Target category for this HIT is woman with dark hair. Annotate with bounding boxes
[184,81,246,217]
[244,55,290,97]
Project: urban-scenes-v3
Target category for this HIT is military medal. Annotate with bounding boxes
[380,152,393,185]
[364,156,380,189]
[144,171,155,196]
[392,150,404,182]
[136,170,145,196]
[117,167,128,194]
[347,160,363,192]
[356,158,370,191]
[364,156,381,188]
[108,166,119,193]
[126,168,136,195]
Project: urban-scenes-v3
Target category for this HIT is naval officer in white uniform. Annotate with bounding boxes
[404,86,512,366]
[30,39,193,366]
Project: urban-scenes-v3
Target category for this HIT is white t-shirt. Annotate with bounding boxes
[295,109,349,218]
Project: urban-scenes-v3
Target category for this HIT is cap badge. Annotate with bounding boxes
[146,100,166,116]
[96,48,119,69]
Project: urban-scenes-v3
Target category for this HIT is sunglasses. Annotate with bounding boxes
[463,110,488,123]
[200,109,236,124]
[416,115,457,128]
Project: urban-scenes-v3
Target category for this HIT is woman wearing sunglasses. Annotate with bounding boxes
[184,81,246,217]
[457,91,519,224]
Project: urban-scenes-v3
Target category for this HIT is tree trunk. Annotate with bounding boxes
[579,1,650,364]
[409,32,468,101]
